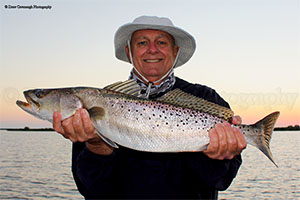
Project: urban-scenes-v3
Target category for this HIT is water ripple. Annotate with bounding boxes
[1,130,299,199]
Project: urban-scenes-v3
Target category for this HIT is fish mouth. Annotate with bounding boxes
[16,93,40,112]
[16,100,30,108]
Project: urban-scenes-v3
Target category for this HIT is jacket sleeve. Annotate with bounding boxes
[72,142,118,199]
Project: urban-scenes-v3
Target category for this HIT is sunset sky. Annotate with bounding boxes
[0,0,299,128]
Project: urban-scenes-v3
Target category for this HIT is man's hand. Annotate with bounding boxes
[203,116,247,160]
[53,108,113,155]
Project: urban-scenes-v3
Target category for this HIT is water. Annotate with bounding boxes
[0,131,81,199]
[220,131,300,200]
[0,130,299,199]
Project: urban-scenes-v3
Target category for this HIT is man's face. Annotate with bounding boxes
[126,29,179,84]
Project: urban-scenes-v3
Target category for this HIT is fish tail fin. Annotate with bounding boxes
[249,111,280,167]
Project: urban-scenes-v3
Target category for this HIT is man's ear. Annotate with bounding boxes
[125,45,131,63]
[174,45,179,58]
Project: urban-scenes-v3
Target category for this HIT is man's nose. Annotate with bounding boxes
[148,42,159,53]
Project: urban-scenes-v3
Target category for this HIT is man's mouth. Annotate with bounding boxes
[144,59,163,63]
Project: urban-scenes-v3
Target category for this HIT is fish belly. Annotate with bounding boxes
[93,98,224,152]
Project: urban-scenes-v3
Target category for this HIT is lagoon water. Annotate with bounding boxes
[0,130,299,199]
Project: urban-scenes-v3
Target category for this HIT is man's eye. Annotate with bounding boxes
[138,41,147,45]
[158,41,167,45]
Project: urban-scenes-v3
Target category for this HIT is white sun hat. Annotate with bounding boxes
[114,15,196,68]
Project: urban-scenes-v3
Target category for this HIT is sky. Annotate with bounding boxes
[0,0,299,128]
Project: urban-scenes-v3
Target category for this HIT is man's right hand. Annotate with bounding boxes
[53,108,114,155]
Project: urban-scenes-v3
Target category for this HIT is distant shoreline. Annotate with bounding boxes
[0,128,54,131]
[1,126,299,132]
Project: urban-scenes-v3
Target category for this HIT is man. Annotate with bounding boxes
[53,16,246,199]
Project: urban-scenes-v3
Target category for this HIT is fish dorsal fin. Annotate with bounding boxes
[103,79,143,97]
[156,89,234,120]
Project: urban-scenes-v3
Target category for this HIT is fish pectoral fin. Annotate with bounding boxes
[88,106,119,149]
[95,130,119,149]
[88,106,105,120]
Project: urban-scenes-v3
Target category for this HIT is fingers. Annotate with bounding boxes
[52,109,97,143]
[53,112,64,134]
[53,111,76,141]
[234,127,247,151]
[62,117,76,140]
[223,122,237,159]
[72,109,86,142]
[231,115,242,125]
[204,127,219,159]
[215,123,228,159]
[80,109,95,136]
[204,121,246,160]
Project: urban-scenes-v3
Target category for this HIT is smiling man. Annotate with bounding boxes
[127,29,179,84]
[53,16,246,199]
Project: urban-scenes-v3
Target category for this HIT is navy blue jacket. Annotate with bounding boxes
[72,77,242,199]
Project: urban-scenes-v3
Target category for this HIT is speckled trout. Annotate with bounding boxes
[16,80,280,167]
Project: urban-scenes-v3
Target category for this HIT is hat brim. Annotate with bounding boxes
[114,23,196,68]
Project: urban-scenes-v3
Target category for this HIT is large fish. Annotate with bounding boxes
[16,80,280,167]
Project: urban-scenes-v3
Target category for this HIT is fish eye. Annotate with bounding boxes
[35,90,45,98]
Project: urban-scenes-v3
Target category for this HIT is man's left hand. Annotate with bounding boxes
[203,116,247,160]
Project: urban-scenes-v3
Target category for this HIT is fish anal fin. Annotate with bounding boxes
[95,130,119,148]
[156,89,234,120]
